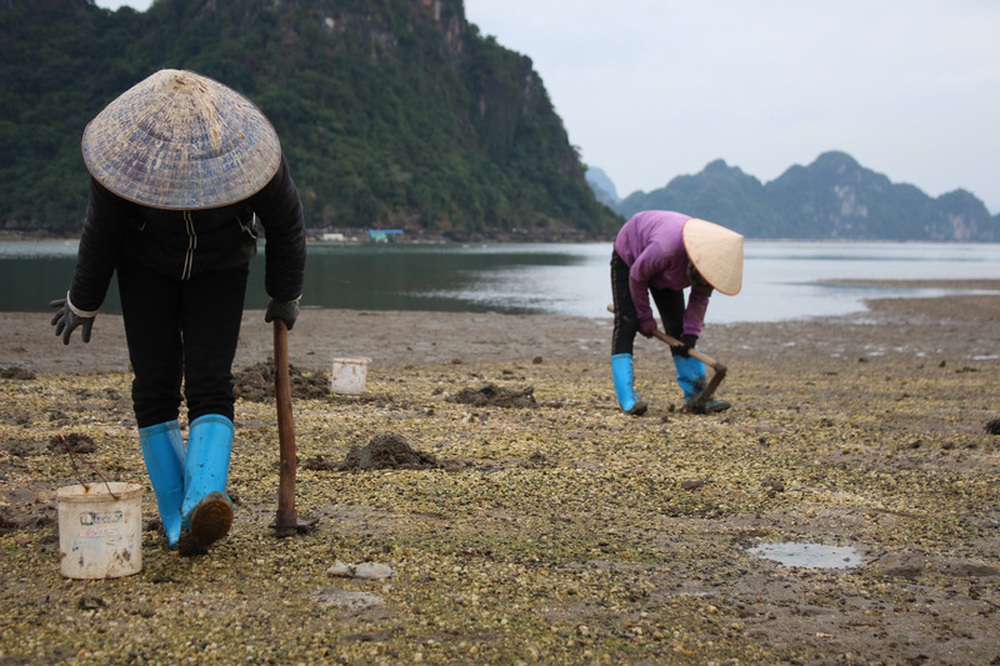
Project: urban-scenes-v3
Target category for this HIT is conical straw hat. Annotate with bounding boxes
[81,69,281,210]
[682,218,744,296]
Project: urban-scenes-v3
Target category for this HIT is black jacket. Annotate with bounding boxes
[69,155,306,312]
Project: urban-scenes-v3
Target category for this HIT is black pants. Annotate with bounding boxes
[117,257,249,428]
[611,251,685,356]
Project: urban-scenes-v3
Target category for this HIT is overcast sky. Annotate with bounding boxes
[96,0,999,212]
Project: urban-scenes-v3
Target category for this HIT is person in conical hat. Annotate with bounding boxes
[610,210,743,415]
[50,69,307,556]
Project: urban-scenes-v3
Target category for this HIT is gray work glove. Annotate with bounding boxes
[50,296,96,344]
[265,297,300,331]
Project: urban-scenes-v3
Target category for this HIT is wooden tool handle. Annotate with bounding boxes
[273,319,297,526]
[650,330,725,372]
[608,304,725,372]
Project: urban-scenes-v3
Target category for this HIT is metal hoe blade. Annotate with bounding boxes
[682,365,727,414]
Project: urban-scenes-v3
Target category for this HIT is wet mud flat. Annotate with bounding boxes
[0,284,998,664]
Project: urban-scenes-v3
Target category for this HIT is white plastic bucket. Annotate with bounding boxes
[331,357,371,395]
[57,482,143,579]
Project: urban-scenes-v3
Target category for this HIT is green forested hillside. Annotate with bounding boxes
[0,0,620,237]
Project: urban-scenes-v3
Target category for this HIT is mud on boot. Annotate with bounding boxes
[178,491,233,556]
[685,398,732,414]
[180,414,234,555]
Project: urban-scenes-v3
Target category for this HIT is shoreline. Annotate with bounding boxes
[2,281,998,375]
[0,231,1000,245]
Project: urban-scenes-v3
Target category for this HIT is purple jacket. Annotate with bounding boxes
[613,210,711,338]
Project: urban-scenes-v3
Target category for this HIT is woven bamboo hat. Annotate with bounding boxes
[682,218,744,296]
[81,69,281,210]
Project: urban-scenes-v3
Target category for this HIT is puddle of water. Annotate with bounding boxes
[749,542,863,569]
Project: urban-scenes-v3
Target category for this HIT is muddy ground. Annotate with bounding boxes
[0,281,998,665]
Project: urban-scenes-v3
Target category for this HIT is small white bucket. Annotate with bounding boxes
[57,482,143,579]
[331,357,371,395]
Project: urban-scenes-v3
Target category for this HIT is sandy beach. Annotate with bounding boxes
[1,281,998,664]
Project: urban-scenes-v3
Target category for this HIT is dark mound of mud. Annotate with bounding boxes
[336,432,438,471]
[986,418,1000,435]
[448,383,536,408]
[234,361,329,402]
[0,479,58,535]
[49,432,97,454]
[1,367,35,380]
[0,505,54,534]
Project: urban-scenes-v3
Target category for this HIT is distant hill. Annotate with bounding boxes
[0,0,619,238]
[605,152,998,241]
[585,167,619,207]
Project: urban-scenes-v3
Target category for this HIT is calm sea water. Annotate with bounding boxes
[2,240,998,323]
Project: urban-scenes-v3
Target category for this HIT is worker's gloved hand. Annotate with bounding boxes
[672,334,699,358]
[638,318,657,338]
[49,297,95,345]
[265,297,300,331]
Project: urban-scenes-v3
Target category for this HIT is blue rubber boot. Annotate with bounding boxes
[611,354,648,415]
[179,414,234,556]
[674,355,730,412]
[138,420,186,549]
[673,355,707,402]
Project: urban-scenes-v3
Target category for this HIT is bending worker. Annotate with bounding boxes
[610,210,743,415]
[51,69,306,555]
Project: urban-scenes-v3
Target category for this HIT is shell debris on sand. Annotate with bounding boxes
[1,292,999,665]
